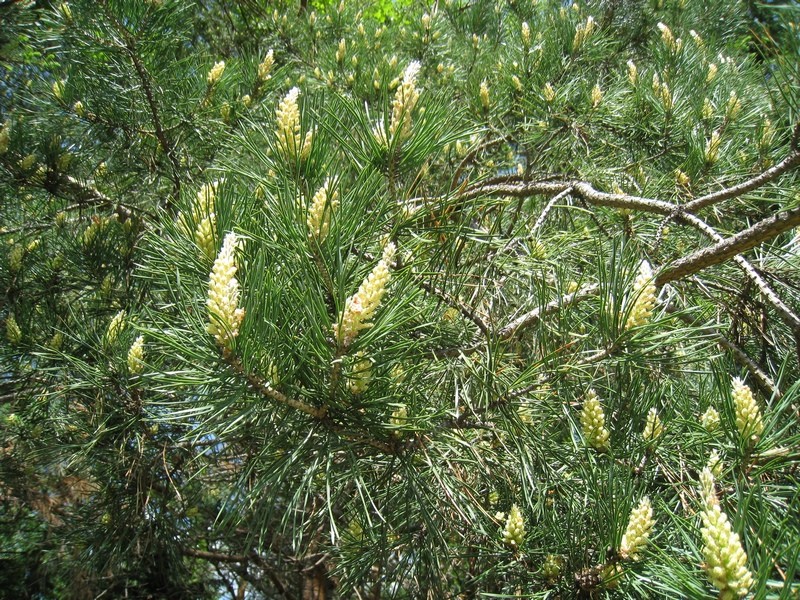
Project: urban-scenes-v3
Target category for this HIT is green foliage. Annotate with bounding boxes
[2,0,800,598]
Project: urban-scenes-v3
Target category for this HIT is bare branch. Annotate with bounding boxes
[684,148,800,213]
[569,181,679,216]
[530,186,573,235]
[499,284,599,341]
[656,205,800,289]
[455,178,800,339]
[666,307,781,400]
[418,279,489,337]
[184,548,249,564]
[460,179,574,203]
[459,178,687,220]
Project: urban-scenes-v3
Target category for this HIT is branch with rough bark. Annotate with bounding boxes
[669,213,800,339]
[656,205,800,287]
[444,146,800,341]
[403,142,800,376]
[683,148,800,213]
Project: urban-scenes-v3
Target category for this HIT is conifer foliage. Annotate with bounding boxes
[2,1,800,598]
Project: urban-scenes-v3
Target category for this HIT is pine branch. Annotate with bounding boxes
[99,0,182,212]
[418,279,489,336]
[656,205,800,290]
[183,548,293,600]
[668,212,800,341]
[450,135,512,192]
[58,175,152,219]
[428,285,602,398]
[125,49,182,211]
[225,354,399,453]
[666,306,781,400]
[225,354,327,419]
[498,284,599,341]
[684,147,800,213]
[453,176,800,342]
[457,133,800,226]
[530,186,573,235]
[184,548,250,564]
[3,172,150,232]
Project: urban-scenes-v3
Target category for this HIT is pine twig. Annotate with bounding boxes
[100,0,182,212]
[225,354,327,419]
[418,279,490,337]
[530,186,573,236]
[667,307,781,401]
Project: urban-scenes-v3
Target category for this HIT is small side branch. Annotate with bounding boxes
[126,50,182,209]
[424,284,600,360]
[684,148,800,213]
[184,548,250,564]
[498,284,599,341]
[530,186,573,236]
[418,279,489,337]
[58,175,149,219]
[450,135,513,192]
[226,354,327,419]
[226,352,399,453]
[100,0,182,210]
[715,330,782,401]
[667,307,781,400]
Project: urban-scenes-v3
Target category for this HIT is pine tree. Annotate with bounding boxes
[2,1,800,598]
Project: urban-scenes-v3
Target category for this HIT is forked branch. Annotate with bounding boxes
[656,206,800,289]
